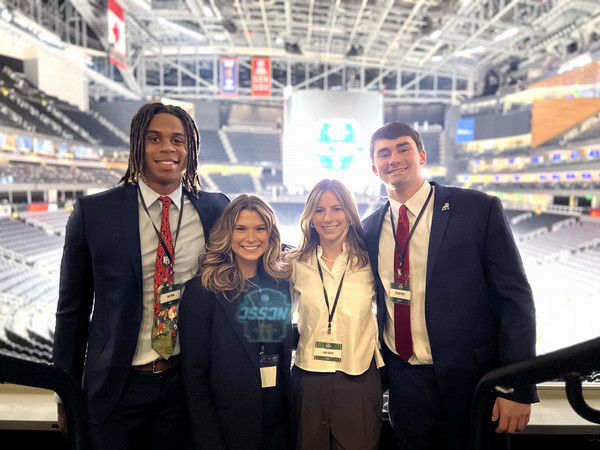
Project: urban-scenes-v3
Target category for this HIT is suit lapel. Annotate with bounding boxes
[117,185,143,290]
[363,203,390,338]
[219,291,261,369]
[364,202,389,276]
[426,182,453,288]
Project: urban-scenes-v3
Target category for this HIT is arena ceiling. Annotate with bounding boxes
[2,0,600,104]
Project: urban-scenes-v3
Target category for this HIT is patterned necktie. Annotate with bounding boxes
[151,196,177,359]
[394,204,413,362]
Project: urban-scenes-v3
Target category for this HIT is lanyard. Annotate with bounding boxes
[389,184,433,269]
[138,185,184,269]
[316,250,349,334]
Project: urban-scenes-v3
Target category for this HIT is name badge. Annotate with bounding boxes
[314,341,343,362]
[259,354,279,388]
[390,282,410,305]
[159,283,181,305]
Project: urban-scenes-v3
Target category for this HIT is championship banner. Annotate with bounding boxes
[220,57,239,97]
[108,0,126,69]
[251,57,271,97]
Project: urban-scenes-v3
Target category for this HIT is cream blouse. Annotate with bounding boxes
[290,244,384,375]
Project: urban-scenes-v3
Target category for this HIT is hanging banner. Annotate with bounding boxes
[251,57,272,97]
[220,57,239,97]
[108,0,126,69]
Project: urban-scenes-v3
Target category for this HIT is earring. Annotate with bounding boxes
[348,221,352,226]
[310,222,315,228]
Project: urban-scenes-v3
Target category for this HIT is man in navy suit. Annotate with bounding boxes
[52,103,229,450]
[362,122,538,449]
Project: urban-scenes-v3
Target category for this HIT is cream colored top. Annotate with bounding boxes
[290,244,384,375]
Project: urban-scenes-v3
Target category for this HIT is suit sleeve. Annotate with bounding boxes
[179,278,227,450]
[53,197,94,381]
[484,196,538,404]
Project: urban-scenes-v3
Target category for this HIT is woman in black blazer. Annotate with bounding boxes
[179,194,294,450]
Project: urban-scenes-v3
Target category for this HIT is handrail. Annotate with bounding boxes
[470,336,600,450]
[0,354,89,450]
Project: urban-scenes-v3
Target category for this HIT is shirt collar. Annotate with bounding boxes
[388,180,431,218]
[137,179,183,210]
[316,242,349,259]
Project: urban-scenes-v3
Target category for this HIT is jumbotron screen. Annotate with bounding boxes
[282,90,383,195]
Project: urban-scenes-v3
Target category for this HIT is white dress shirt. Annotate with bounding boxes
[291,244,384,375]
[131,180,204,365]
[378,180,435,365]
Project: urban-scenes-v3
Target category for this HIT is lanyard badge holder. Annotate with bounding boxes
[313,252,347,363]
[389,186,433,307]
[259,346,279,388]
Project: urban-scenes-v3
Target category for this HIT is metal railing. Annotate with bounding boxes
[471,336,600,450]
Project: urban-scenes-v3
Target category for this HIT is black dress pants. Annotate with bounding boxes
[88,366,190,450]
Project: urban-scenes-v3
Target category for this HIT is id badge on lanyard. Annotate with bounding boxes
[259,352,279,388]
[390,282,410,305]
[314,250,347,363]
[158,283,181,305]
[314,331,343,362]
[390,272,410,306]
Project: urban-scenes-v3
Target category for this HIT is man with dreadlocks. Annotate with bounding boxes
[53,102,229,450]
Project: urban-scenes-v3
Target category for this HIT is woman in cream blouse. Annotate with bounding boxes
[287,179,383,450]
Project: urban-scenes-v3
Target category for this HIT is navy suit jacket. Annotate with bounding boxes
[52,183,229,424]
[362,182,538,433]
[179,272,294,450]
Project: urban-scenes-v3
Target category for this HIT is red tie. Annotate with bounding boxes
[151,196,176,358]
[394,205,413,361]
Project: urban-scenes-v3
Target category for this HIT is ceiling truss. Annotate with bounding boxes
[1,0,599,105]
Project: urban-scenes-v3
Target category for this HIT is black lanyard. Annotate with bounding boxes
[138,185,184,269]
[389,184,433,269]
[316,250,349,334]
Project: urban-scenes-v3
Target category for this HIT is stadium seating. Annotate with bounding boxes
[198,129,230,162]
[1,65,127,148]
[209,173,256,193]
[20,210,70,237]
[224,129,281,164]
[0,161,121,187]
[0,217,64,270]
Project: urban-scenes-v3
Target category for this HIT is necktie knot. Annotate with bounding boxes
[159,196,172,209]
[399,204,408,222]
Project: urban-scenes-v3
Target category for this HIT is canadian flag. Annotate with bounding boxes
[108,0,126,68]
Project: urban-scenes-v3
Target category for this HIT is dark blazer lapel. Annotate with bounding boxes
[426,182,453,288]
[364,202,389,339]
[117,185,143,289]
[364,202,389,277]
[218,293,260,369]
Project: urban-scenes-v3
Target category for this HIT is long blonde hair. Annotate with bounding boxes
[199,194,288,300]
[289,179,369,268]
